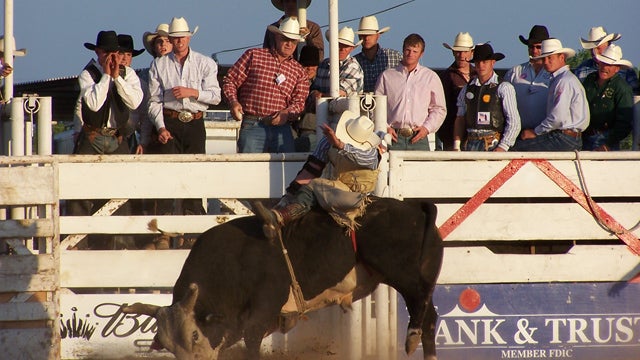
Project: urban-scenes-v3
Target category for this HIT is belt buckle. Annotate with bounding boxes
[101,128,117,136]
[178,111,194,122]
[399,127,414,137]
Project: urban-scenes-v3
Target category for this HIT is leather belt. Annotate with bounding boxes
[82,124,120,137]
[244,114,275,126]
[163,109,204,123]
[557,129,581,138]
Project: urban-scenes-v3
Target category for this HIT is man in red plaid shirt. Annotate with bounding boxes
[223,17,310,153]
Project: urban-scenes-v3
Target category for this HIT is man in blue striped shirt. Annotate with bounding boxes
[354,15,402,93]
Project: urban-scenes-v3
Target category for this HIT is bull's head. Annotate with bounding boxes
[122,283,222,359]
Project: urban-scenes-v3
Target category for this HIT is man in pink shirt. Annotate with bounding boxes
[374,33,446,150]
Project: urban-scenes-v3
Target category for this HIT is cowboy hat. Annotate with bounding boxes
[580,26,621,49]
[325,26,362,47]
[268,17,306,41]
[355,15,390,35]
[117,34,144,57]
[168,17,198,37]
[271,0,311,11]
[84,30,119,52]
[334,110,380,151]
[443,32,474,51]
[299,45,320,66]
[143,23,169,56]
[0,36,26,56]
[594,44,633,68]
[532,38,575,59]
[470,43,504,62]
[519,25,550,45]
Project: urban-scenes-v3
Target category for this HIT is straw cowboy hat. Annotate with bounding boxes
[580,26,621,49]
[168,17,198,37]
[443,32,474,51]
[143,23,169,56]
[470,43,504,62]
[533,38,575,59]
[334,110,380,151]
[325,26,362,47]
[271,0,311,11]
[268,17,306,41]
[0,36,26,56]
[594,44,633,68]
[84,30,119,52]
[519,25,550,45]
[355,15,390,35]
[117,34,144,57]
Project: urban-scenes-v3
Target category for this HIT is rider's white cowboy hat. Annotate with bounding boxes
[532,38,575,59]
[335,110,380,151]
[579,26,621,49]
[594,44,633,68]
[143,23,169,56]
[268,16,306,41]
[325,26,362,47]
[168,17,199,37]
[443,32,474,51]
[355,16,390,35]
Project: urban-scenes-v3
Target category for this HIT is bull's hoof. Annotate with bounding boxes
[405,328,422,355]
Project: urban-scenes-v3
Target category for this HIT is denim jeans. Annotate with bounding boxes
[389,133,430,151]
[237,119,295,153]
[582,130,618,151]
[511,131,582,151]
[465,138,498,151]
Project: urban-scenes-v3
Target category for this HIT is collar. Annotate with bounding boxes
[550,65,570,79]
[471,71,499,86]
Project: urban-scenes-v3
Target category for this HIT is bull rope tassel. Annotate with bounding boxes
[276,229,307,314]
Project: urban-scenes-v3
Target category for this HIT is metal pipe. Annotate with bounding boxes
[328,0,339,98]
[37,97,52,155]
[3,0,14,101]
[10,96,23,156]
[633,96,639,150]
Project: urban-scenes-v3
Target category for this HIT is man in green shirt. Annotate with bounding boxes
[582,44,634,151]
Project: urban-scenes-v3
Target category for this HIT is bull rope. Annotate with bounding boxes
[276,229,307,314]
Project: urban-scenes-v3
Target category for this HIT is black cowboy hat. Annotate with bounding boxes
[519,25,550,46]
[84,30,119,52]
[299,45,320,67]
[470,43,505,62]
[117,34,145,57]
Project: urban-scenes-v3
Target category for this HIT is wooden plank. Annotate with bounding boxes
[0,166,56,205]
[0,219,55,238]
[0,253,56,275]
[439,245,640,283]
[0,301,57,321]
[0,274,59,292]
[0,328,58,360]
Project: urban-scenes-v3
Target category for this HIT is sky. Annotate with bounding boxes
[6,0,640,84]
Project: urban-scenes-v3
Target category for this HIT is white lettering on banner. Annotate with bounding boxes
[544,317,640,344]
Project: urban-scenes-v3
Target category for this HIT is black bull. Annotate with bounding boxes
[122,197,443,360]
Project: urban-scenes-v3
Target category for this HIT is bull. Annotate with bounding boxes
[122,197,443,359]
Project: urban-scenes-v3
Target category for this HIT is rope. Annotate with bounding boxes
[572,150,640,234]
[276,228,307,314]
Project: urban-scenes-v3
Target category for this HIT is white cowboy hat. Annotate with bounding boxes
[0,36,26,56]
[143,23,169,56]
[594,44,633,68]
[532,38,575,59]
[355,16,390,35]
[325,26,362,47]
[334,110,380,151]
[271,0,311,11]
[443,32,475,51]
[168,17,199,37]
[580,26,621,49]
[267,16,306,41]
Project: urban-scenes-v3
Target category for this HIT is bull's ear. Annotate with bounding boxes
[179,283,199,312]
[121,302,160,317]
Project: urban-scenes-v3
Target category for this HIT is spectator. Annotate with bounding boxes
[437,32,475,150]
[263,0,324,62]
[504,25,552,131]
[573,26,638,93]
[512,39,589,151]
[224,17,309,153]
[453,43,521,152]
[375,33,446,151]
[294,45,321,152]
[116,34,145,153]
[354,15,401,93]
[143,23,172,58]
[582,44,633,151]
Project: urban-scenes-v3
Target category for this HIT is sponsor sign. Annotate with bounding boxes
[399,283,640,360]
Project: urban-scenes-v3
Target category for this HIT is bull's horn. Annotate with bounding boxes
[121,302,161,317]
[179,283,199,312]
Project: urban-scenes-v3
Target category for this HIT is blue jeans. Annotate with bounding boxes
[237,119,295,153]
[389,133,430,151]
[582,130,618,151]
[511,131,582,151]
